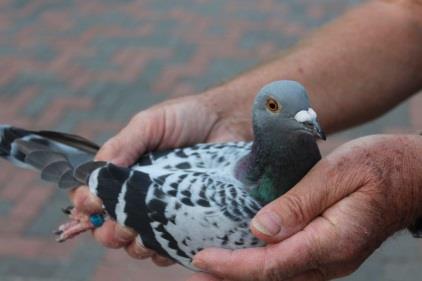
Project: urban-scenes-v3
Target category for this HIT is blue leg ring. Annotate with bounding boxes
[90,213,105,228]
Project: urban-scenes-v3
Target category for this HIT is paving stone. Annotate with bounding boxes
[1,1,421,281]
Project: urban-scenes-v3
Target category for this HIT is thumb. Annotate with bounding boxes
[250,155,362,243]
[95,109,165,166]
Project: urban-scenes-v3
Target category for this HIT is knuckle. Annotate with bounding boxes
[129,110,155,128]
[152,260,162,266]
[100,138,121,156]
[126,249,141,259]
[280,193,308,225]
[152,255,173,267]
[125,238,155,259]
[116,227,136,243]
[125,246,150,260]
[95,227,123,249]
[81,195,102,213]
[99,238,122,249]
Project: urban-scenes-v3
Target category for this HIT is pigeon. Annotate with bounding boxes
[0,80,325,270]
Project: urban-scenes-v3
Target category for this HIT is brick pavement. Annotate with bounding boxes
[0,1,421,281]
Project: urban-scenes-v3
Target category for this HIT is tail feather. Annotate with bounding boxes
[41,161,72,182]
[0,125,30,160]
[58,170,82,189]
[0,124,101,189]
[74,161,107,184]
[37,130,99,154]
[0,124,157,248]
[25,150,67,170]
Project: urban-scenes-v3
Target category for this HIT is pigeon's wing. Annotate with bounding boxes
[138,142,253,170]
[86,162,263,270]
[142,170,264,270]
[85,163,179,260]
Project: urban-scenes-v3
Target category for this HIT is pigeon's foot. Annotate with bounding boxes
[54,205,104,242]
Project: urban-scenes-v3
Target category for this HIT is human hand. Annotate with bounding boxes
[69,92,253,265]
[189,134,422,280]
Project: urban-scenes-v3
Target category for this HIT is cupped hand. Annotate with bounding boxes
[68,93,253,265]
[189,134,422,280]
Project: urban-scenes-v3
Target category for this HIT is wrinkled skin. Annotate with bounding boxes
[189,135,422,281]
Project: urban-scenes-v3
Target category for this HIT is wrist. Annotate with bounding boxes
[380,135,422,229]
[201,81,255,118]
[200,81,258,140]
[351,135,422,233]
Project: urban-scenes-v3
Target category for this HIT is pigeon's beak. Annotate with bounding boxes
[302,120,326,140]
[294,108,326,140]
[312,120,326,140]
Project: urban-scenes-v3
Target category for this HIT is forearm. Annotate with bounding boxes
[203,0,422,136]
[408,133,422,224]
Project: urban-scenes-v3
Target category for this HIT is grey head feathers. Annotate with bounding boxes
[252,80,325,141]
[253,80,310,116]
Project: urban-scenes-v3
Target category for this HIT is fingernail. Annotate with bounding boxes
[252,211,281,236]
[192,257,208,271]
[109,157,129,166]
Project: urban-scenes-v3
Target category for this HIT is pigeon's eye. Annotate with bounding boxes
[266,98,281,113]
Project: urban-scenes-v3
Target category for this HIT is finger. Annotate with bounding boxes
[187,273,223,281]
[92,221,136,248]
[69,186,103,214]
[250,148,367,242]
[125,237,156,259]
[193,247,267,281]
[194,218,337,281]
[95,109,164,165]
[151,254,176,267]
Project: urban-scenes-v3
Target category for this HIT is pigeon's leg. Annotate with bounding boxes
[54,206,105,242]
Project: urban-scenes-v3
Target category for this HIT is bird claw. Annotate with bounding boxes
[55,206,104,243]
[54,219,94,243]
[61,205,74,215]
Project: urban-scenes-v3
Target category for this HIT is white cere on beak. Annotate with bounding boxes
[294,108,317,123]
[308,108,317,119]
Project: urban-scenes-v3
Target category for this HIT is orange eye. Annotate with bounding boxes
[266,98,281,112]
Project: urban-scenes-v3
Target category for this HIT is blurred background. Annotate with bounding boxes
[0,0,421,280]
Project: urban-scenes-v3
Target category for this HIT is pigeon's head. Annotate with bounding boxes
[253,80,326,140]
